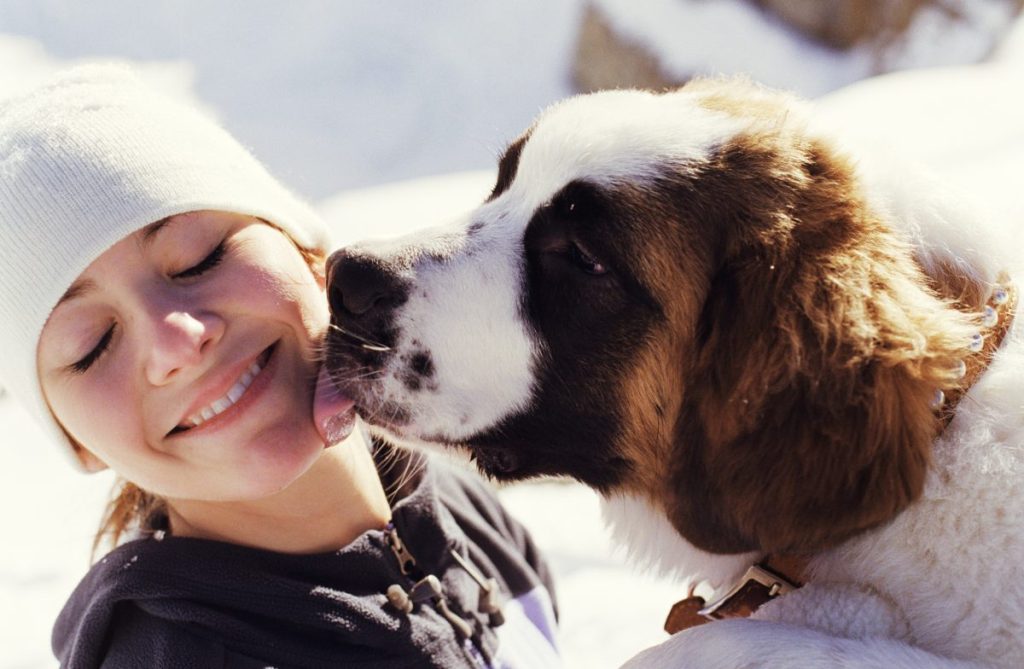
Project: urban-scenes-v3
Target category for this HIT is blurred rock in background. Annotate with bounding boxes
[755,0,1020,50]
[573,0,1024,94]
[575,3,678,92]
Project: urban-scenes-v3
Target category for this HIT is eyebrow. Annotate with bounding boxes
[56,217,173,306]
[140,217,172,245]
[56,277,96,307]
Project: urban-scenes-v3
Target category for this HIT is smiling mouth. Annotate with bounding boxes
[167,345,275,436]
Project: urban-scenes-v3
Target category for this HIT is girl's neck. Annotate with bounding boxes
[166,432,392,554]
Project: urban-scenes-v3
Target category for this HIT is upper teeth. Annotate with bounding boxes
[185,358,265,428]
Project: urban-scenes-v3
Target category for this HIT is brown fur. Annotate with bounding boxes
[922,257,990,312]
[613,81,981,554]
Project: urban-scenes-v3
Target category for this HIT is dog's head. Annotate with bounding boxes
[324,79,979,555]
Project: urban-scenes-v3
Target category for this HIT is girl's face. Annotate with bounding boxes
[36,211,332,502]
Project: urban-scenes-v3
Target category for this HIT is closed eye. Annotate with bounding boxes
[567,242,608,276]
[70,323,116,374]
[174,242,226,279]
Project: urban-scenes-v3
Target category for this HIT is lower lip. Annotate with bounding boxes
[171,344,278,439]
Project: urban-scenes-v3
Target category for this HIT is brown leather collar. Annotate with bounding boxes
[665,277,1018,635]
[938,275,1017,425]
[664,555,808,634]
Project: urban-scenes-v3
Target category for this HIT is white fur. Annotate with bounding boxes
[510,88,748,208]
[600,494,757,600]
[622,620,984,669]
[841,148,1009,289]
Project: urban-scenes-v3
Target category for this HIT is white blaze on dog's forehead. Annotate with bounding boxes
[509,88,749,207]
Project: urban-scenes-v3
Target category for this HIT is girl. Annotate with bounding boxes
[0,66,560,668]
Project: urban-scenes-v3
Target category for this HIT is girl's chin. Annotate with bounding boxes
[167,426,356,502]
[223,441,328,498]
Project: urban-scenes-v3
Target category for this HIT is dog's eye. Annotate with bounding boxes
[568,242,607,276]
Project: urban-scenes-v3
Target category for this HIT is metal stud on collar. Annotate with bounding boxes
[932,280,1015,414]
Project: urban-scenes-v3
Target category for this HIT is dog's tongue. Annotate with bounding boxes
[313,365,356,445]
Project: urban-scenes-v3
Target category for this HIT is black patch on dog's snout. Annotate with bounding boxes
[398,351,437,393]
[400,371,422,392]
[410,351,434,378]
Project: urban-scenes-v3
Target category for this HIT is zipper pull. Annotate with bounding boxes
[386,522,417,575]
[386,574,475,639]
[435,596,475,639]
[450,548,505,627]
[383,523,476,640]
[387,574,443,613]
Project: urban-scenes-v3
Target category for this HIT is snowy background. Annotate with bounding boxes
[3,2,1024,668]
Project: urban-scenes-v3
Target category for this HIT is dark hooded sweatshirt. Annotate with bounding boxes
[52,450,561,668]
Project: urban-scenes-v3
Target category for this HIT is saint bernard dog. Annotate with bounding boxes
[321,78,1024,667]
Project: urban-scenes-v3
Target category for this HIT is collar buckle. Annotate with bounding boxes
[698,562,798,620]
[664,559,804,634]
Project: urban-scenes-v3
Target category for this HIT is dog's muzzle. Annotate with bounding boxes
[325,248,409,361]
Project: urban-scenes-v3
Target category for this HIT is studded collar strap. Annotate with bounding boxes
[936,276,1017,426]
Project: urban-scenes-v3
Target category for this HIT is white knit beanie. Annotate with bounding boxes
[0,64,330,468]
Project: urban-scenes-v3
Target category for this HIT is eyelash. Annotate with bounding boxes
[174,242,227,279]
[69,242,227,374]
[70,324,115,375]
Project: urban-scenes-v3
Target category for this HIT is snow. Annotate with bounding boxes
[0,1,584,200]
[2,3,1024,668]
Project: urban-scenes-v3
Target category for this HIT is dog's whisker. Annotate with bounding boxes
[387,450,414,499]
[313,366,385,394]
[324,335,382,349]
[327,323,392,352]
[396,458,427,498]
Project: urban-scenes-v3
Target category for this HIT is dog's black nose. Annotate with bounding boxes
[326,249,406,319]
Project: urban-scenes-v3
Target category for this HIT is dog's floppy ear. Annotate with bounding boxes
[665,133,978,555]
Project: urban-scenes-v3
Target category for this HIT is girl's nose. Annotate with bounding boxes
[145,310,225,385]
